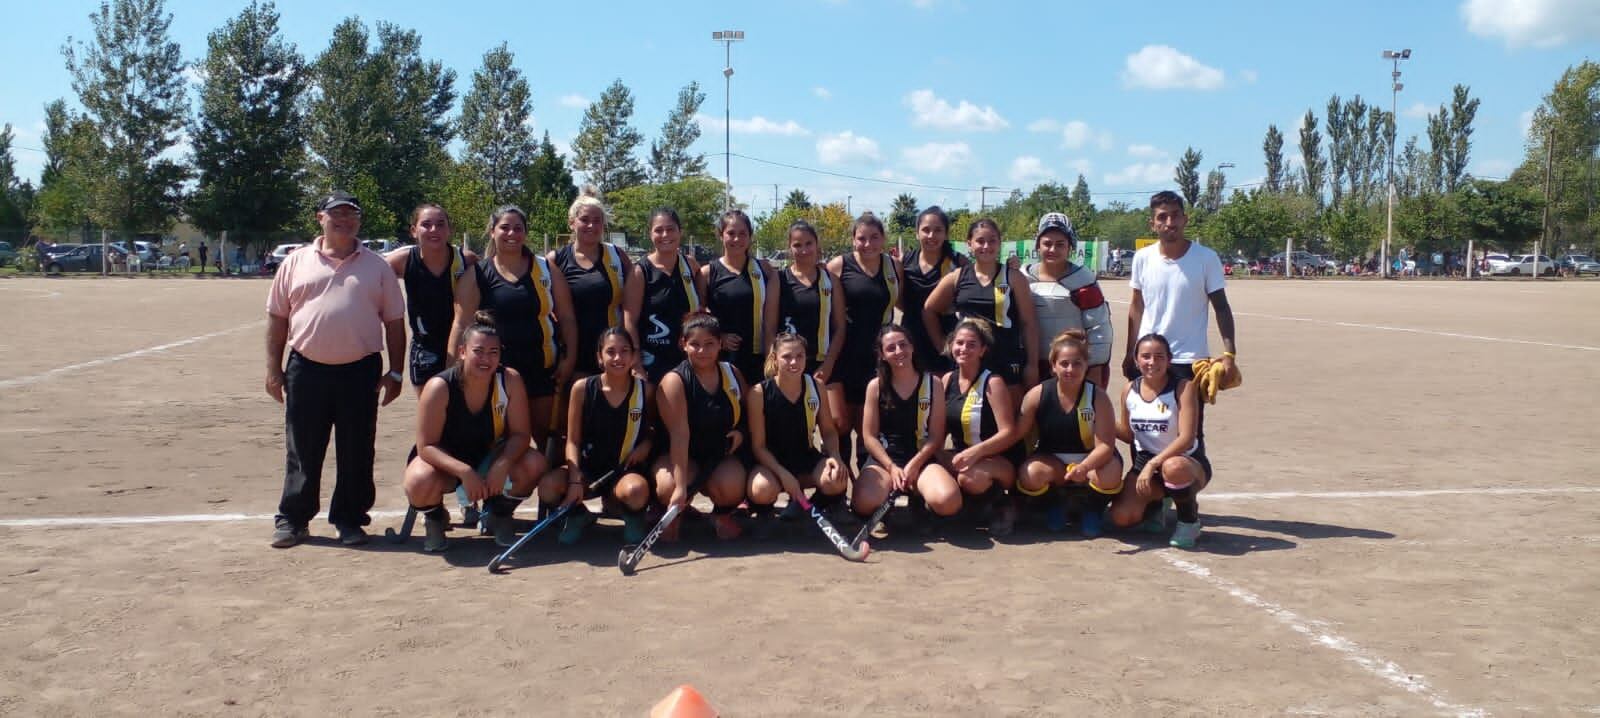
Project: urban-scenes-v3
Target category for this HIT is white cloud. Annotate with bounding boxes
[1027,118,1061,133]
[1009,156,1055,186]
[813,86,832,100]
[901,141,973,173]
[1239,69,1259,84]
[1067,159,1094,177]
[1402,101,1431,119]
[1462,0,1600,48]
[696,114,810,136]
[1121,45,1226,90]
[1127,143,1167,159]
[816,131,881,165]
[876,169,920,184]
[558,94,590,109]
[1104,162,1172,187]
[904,89,1009,132]
[1060,120,1113,151]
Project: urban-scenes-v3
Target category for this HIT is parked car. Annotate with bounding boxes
[0,241,16,266]
[263,242,307,274]
[1483,253,1513,274]
[1559,254,1600,276]
[110,240,160,264]
[363,239,404,254]
[1270,250,1327,274]
[43,244,124,273]
[1493,254,1559,276]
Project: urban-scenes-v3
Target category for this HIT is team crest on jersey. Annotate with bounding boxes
[918,398,931,410]
[629,408,643,422]
[1156,401,1168,413]
[1079,408,1095,423]
[806,396,819,411]
[820,286,831,297]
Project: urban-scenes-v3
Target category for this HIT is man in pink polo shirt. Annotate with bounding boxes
[265,191,406,548]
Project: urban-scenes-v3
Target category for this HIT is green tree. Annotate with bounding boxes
[1263,124,1285,193]
[1326,201,1377,262]
[187,1,309,245]
[572,79,646,194]
[1070,174,1092,208]
[783,189,812,210]
[888,193,918,233]
[0,125,29,241]
[33,101,101,239]
[610,176,729,244]
[1516,62,1599,250]
[1298,109,1327,205]
[458,43,535,204]
[307,18,456,233]
[519,131,578,238]
[648,82,707,184]
[62,0,189,235]
[1175,147,1202,208]
[754,202,851,255]
[434,156,494,252]
[1199,168,1227,214]
[1443,85,1481,193]
[1395,135,1425,199]
[1325,96,1349,207]
[1455,178,1543,252]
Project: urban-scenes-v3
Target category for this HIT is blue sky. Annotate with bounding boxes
[3,0,1597,216]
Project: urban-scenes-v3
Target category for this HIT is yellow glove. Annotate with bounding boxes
[1190,357,1241,405]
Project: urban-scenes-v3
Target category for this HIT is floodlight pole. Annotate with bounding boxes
[712,30,745,211]
[1382,48,1410,279]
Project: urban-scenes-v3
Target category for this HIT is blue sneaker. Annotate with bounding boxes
[557,508,595,545]
[1170,520,1202,549]
[1079,511,1104,538]
[1138,499,1171,534]
[1044,502,1067,532]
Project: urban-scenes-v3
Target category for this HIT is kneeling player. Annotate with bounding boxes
[746,333,850,537]
[853,325,952,529]
[1015,329,1123,536]
[651,313,750,541]
[1110,333,1210,548]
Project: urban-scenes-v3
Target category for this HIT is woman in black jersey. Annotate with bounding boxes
[701,209,778,383]
[854,325,956,521]
[901,206,966,374]
[625,208,706,382]
[401,313,548,552]
[924,218,1040,406]
[385,203,476,391]
[940,317,1025,536]
[826,212,903,465]
[776,221,846,379]
[1015,328,1122,536]
[539,329,655,545]
[551,189,631,378]
[652,313,750,541]
[747,333,850,537]
[451,206,578,449]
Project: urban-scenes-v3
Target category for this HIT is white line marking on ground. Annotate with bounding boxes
[0,509,410,529]
[0,286,62,298]
[1162,554,1486,717]
[1105,299,1600,352]
[1207,487,1600,501]
[0,321,265,389]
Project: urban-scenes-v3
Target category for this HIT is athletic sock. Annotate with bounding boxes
[415,504,449,522]
[1166,484,1199,523]
[485,493,527,517]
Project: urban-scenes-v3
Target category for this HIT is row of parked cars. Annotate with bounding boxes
[1483,253,1600,276]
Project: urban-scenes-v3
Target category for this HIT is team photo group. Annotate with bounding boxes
[263,186,1240,564]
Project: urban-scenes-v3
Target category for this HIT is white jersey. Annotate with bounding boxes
[1129,241,1225,364]
[1125,376,1196,456]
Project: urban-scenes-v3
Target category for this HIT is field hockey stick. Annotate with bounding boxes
[616,503,685,576]
[384,507,419,544]
[487,470,616,574]
[385,476,505,544]
[850,490,900,550]
[792,493,871,561]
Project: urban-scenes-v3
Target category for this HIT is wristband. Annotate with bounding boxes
[1222,351,1235,358]
[385,370,402,383]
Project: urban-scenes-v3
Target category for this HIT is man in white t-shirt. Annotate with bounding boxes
[1122,190,1238,382]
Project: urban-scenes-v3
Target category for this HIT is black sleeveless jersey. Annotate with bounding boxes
[639,253,700,375]
[673,360,743,464]
[839,253,897,347]
[477,251,558,373]
[402,244,467,351]
[579,375,648,472]
[1033,377,1097,455]
[760,375,823,464]
[778,265,834,362]
[954,263,1022,352]
[945,369,999,452]
[434,364,508,467]
[876,372,935,464]
[706,257,768,357]
[554,243,626,364]
[903,244,964,358]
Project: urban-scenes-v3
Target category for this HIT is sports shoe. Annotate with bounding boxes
[270,524,308,548]
[459,503,480,529]
[488,512,519,547]
[778,501,805,522]
[988,500,1017,538]
[1044,502,1068,533]
[423,513,449,553]
[336,524,369,546]
[1138,499,1171,534]
[714,513,744,540]
[1170,520,1202,549]
[557,508,595,545]
[622,512,648,544]
[1079,510,1104,539]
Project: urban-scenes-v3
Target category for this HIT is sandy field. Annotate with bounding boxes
[1,273,1597,717]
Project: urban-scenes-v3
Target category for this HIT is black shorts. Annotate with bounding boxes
[862,444,918,471]
[507,362,558,399]
[687,451,748,491]
[409,341,449,386]
[770,448,824,478]
[828,360,874,405]
[983,345,1024,386]
[1128,446,1212,484]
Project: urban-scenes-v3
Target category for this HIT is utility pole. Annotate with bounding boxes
[711,30,745,211]
[1538,123,1555,278]
[980,185,1000,213]
[773,184,780,213]
[1381,48,1411,279]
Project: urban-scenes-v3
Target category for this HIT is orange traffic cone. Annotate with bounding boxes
[650,684,718,718]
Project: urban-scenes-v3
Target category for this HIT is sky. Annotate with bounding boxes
[2,0,1598,217]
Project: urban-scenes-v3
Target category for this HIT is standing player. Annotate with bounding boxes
[901,207,966,374]
[540,329,655,545]
[853,325,953,525]
[1122,191,1237,384]
[450,206,579,449]
[826,212,902,467]
[776,220,846,378]
[1014,329,1122,535]
[625,208,706,382]
[1025,212,1112,387]
[652,313,750,541]
[703,209,778,384]
[746,333,851,537]
[924,219,1040,406]
[938,317,1025,536]
[551,189,631,380]
[1111,334,1209,548]
[400,313,548,551]
[386,204,476,391]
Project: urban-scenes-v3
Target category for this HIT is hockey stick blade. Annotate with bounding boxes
[618,503,683,576]
[385,506,418,544]
[487,470,616,573]
[808,503,870,561]
[850,490,899,549]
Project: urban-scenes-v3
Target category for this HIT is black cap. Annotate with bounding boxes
[317,191,361,213]
[1036,212,1076,242]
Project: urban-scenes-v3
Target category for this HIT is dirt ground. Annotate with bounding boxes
[1,274,1597,717]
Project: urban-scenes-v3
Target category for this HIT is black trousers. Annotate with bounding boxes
[276,351,381,529]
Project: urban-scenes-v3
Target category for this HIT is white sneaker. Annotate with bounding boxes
[1170,520,1202,549]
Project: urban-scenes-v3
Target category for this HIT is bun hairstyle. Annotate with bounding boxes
[763,332,810,378]
[456,310,501,353]
[568,185,609,224]
[946,316,995,356]
[874,324,920,412]
[680,310,724,341]
[1048,328,1090,364]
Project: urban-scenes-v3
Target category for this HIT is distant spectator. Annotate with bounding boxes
[234,246,245,274]
[199,241,209,274]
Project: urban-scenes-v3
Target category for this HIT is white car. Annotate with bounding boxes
[271,242,307,261]
[363,239,403,254]
[1483,253,1512,274]
[1494,254,1558,276]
